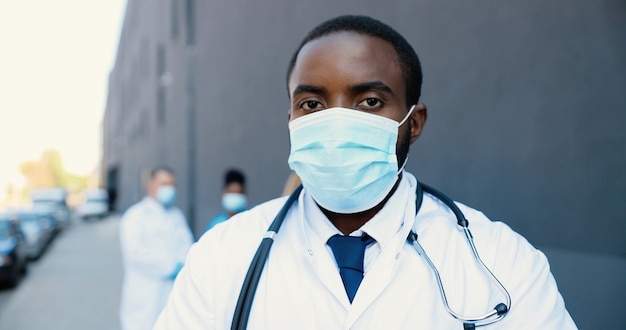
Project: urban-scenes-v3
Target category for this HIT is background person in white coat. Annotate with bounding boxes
[119,166,193,330]
[155,16,576,329]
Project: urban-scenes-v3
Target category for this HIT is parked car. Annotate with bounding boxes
[75,189,109,221]
[16,210,55,260]
[30,188,71,229]
[30,203,60,234]
[0,215,28,287]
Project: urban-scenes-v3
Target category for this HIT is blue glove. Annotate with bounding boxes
[169,262,184,280]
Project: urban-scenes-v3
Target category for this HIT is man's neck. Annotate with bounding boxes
[321,175,402,235]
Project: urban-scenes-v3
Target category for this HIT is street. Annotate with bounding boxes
[0,215,123,330]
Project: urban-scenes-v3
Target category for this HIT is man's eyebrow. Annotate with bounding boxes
[291,84,326,98]
[350,81,394,96]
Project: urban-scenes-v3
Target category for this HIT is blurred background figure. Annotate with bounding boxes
[204,168,247,233]
[119,166,193,330]
[282,171,302,197]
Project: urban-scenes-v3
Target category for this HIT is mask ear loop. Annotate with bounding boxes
[396,104,416,174]
[398,104,417,126]
[398,156,409,174]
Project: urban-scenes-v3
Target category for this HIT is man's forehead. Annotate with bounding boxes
[289,32,403,94]
[298,32,394,65]
[153,171,175,182]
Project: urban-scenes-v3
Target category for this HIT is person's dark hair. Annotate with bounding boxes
[150,166,175,178]
[286,15,423,107]
[224,168,246,188]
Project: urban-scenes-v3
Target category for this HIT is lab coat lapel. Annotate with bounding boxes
[344,204,417,327]
[298,173,421,321]
[297,194,353,310]
[309,243,353,309]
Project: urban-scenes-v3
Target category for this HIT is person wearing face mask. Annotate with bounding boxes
[204,168,248,233]
[155,16,575,329]
[119,166,193,330]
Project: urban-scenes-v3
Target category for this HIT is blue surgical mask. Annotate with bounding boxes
[222,193,247,213]
[156,185,176,208]
[288,106,414,213]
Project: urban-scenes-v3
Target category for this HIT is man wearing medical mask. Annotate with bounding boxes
[155,16,576,329]
[119,166,193,330]
[204,168,248,233]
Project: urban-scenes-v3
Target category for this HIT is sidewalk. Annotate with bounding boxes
[0,215,123,330]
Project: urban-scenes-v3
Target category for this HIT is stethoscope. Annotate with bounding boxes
[231,182,511,330]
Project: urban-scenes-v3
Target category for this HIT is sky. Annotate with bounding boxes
[0,0,126,194]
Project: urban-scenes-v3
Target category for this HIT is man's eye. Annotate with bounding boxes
[366,98,379,106]
[303,101,320,110]
[359,98,381,108]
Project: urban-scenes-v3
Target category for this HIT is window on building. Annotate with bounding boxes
[157,45,166,77]
[156,45,166,124]
[157,88,166,125]
[185,0,195,46]
[171,0,179,40]
[141,38,150,78]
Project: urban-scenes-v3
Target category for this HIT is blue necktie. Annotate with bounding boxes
[327,234,375,303]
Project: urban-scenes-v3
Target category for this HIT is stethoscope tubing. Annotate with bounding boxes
[231,185,302,330]
[231,182,511,329]
[415,183,511,327]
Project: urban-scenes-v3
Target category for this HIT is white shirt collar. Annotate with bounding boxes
[141,196,173,213]
[302,172,415,249]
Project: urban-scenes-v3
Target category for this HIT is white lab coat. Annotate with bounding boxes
[120,197,193,330]
[155,173,576,329]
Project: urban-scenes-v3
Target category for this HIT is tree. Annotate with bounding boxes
[19,149,88,195]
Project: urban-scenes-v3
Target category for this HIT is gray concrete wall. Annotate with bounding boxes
[104,1,626,327]
[185,0,626,256]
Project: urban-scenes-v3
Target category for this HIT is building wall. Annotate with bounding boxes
[104,1,626,327]
[105,0,192,213]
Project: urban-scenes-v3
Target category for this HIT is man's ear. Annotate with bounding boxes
[409,103,428,144]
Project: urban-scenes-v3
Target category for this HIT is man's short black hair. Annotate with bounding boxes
[286,15,423,108]
[224,168,245,188]
[150,165,175,178]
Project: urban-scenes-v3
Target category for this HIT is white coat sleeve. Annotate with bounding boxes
[120,208,179,278]
[153,236,214,329]
[486,221,577,329]
[154,198,283,330]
